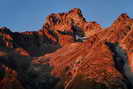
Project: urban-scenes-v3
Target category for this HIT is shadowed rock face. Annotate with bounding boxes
[0,47,59,89]
[0,27,61,57]
[0,8,133,89]
[105,42,133,89]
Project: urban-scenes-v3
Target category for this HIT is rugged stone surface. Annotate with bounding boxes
[0,8,133,89]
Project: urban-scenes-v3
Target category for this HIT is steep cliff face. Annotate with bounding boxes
[0,8,133,89]
[0,8,102,57]
[0,27,60,57]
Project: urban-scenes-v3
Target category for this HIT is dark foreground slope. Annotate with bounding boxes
[0,8,133,89]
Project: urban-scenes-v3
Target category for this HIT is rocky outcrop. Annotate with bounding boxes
[0,8,133,89]
[0,27,61,57]
[0,47,60,89]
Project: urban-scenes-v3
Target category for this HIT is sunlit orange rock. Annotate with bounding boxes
[0,8,133,89]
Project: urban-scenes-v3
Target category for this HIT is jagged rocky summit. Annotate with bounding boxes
[0,8,133,89]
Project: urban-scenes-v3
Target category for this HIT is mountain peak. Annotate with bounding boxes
[118,13,130,20]
[0,26,12,34]
[112,13,131,25]
[1,9,133,89]
[68,8,82,16]
[43,8,86,30]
